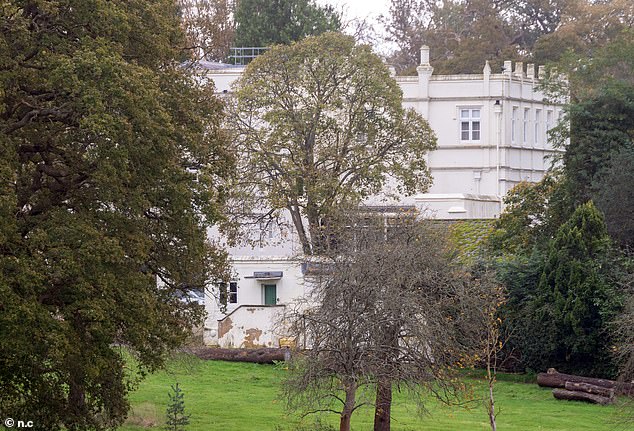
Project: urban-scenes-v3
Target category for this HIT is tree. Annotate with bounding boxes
[381,0,521,74]
[177,0,236,61]
[509,202,622,377]
[615,270,634,422]
[166,383,190,431]
[595,147,634,248]
[531,0,634,64]
[229,32,436,255]
[502,0,574,52]
[0,1,232,429]
[547,30,634,242]
[487,173,568,257]
[233,0,341,47]
[283,213,487,431]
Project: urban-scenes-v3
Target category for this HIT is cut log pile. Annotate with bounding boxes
[190,347,291,364]
[537,368,634,405]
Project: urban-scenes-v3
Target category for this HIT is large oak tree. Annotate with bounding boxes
[229,32,436,255]
[0,1,232,429]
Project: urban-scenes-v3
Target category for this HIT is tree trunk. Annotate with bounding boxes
[374,378,392,431]
[306,202,327,255]
[552,388,613,405]
[537,369,634,396]
[288,204,312,255]
[564,381,614,398]
[191,347,289,363]
[339,383,356,431]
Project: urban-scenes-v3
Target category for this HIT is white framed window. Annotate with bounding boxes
[511,106,518,143]
[460,108,481,142]
[546,110,554,134]
[523,108,530,145]
[534,109,541,145]
[219,281,238,305]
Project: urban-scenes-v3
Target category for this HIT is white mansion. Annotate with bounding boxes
[201,47,563,347]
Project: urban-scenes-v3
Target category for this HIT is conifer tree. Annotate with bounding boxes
[166,383,190,431]
[518,202,622,376]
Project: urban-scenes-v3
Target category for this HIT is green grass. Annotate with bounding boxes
[120,354,632,431]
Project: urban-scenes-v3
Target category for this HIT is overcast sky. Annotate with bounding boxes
[317,0,393,53]
[333,0,390,21]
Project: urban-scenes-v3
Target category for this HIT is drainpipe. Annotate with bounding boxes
[494,100,503,214]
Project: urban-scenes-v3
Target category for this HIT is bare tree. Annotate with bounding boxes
[471,270,508,431]
[177,0,235,61]
[283,212,488,431]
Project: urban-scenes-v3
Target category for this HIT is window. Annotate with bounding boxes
[546,110,553,136]
[229,282,237,303]
[219,281,238,305]
[460,108,481,141]
[511,106,517,143]
[534,109,541,145]
[523,108,530,144]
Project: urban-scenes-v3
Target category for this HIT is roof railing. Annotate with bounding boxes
[228,47,269,65]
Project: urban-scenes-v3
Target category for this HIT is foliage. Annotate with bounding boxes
[381,1,633,74]
[166,383,190,431]
[564,81,634,206]
[233,0,341,47]
[381,0,522,74]
[502,202,623,377]
[531,0,633,65]
[0,1,232,429]
[229,32,436,254]
[177,0,236,61]
[594,147,634,248]
[487,174,568,256]
[615,268,634,424]
[283,214,488,431]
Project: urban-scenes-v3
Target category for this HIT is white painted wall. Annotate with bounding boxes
[199,48,565,346]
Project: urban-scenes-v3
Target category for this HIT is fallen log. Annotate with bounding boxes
[537,369,634,396]
[191,347,290,364]
[564,381,614,398]
[552,388,613,405]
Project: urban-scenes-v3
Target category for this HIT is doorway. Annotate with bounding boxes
[263,284,277,305]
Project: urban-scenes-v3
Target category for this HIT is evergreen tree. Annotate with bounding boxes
[233,0,340,47]
[166,383,190,431]
[0,1,232,428]
[516,202,622,376]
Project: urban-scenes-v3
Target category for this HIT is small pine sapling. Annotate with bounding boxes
[166,383,190,431]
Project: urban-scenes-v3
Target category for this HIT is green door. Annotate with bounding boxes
[264,284,277,305]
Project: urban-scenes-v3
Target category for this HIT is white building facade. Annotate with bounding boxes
[201,48,564,347]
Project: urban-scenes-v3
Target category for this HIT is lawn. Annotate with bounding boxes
[120,353,632,431]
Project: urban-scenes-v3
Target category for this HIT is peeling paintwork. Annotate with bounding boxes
[215,305,287,348]
[218,317,233,339]
[242,328,263,348]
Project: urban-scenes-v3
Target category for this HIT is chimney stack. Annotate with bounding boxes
[420,45,431,66]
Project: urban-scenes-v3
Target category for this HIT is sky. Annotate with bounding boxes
[317,0,393,53]
[332,0,390,22]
